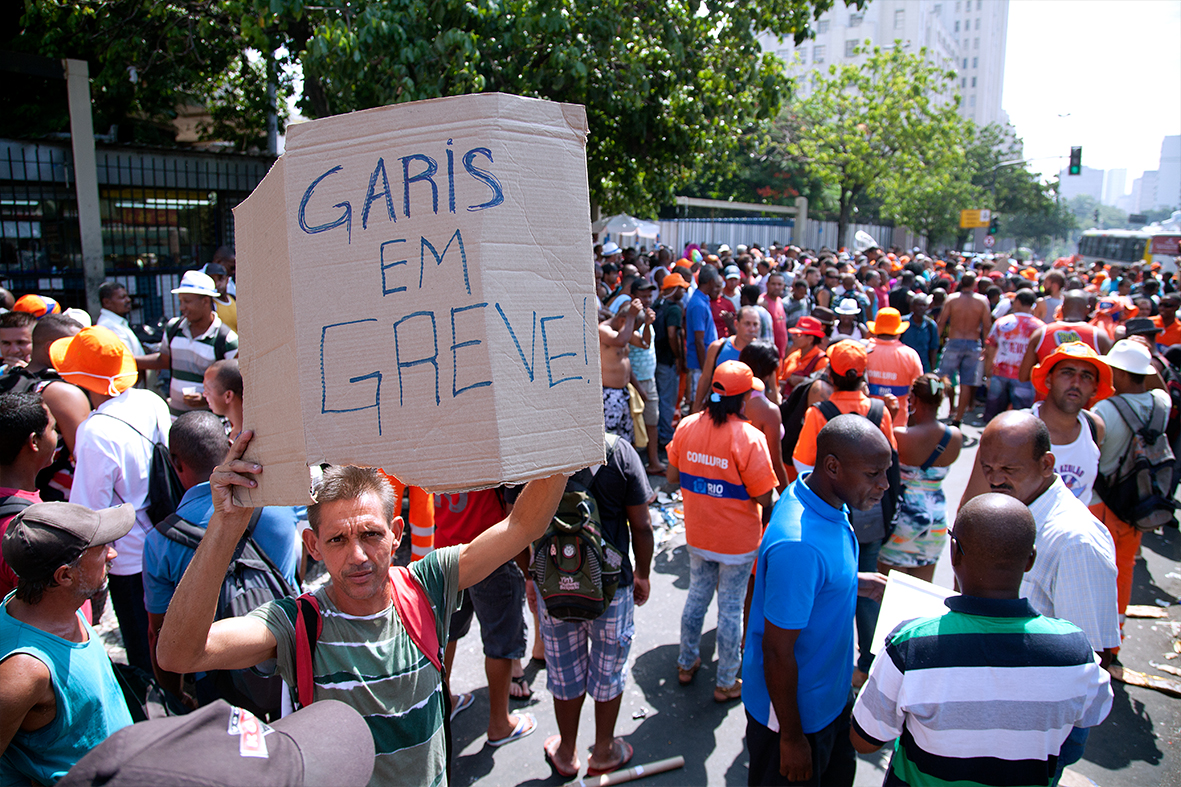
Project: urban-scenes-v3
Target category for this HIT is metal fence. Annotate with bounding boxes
[0,139,271,325]
[657,217,905,256]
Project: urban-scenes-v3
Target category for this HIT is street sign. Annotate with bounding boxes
[983,235,995,248]
[959,209,992,229]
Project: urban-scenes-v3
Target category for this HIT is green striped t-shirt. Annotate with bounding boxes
[250,546,460,787]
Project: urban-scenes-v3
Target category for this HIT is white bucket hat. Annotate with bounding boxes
[171,270,219,297]
[835,298,861,315]
[1104,339,1156,376]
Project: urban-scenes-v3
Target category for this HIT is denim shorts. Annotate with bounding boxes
[938,338,983,387]
[447,560,527,660]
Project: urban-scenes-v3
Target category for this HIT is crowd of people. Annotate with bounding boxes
[0,235,1177,786]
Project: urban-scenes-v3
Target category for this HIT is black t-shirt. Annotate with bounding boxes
[588,437,654,587]
[654,299,684,367]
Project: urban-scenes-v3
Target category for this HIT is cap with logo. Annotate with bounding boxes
[789,316,826,339]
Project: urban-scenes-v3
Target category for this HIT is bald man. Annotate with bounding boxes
[976,411,1119,777]
[744,414,890,785]
[851,494,1113,787]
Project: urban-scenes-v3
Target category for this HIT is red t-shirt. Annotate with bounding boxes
[1034,321,1101,361]
[667,412,777,557]
[432,488,506,549]
[0,488,42,598]
[710,295,733,338]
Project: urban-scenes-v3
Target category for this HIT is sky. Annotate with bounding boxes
[1002,0,1181,189]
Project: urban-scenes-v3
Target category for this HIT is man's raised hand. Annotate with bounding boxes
[210,429,261,515]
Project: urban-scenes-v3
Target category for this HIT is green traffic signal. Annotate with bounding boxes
[988,217,999,235]
[1068,146,1082,176]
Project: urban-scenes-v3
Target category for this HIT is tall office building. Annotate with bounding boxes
[1103,168,1127,207]
[758,0,1010,129]
[1058,165,1104,203]
[1157,135,1181,211]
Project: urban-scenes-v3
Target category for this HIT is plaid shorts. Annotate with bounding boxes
[539,589,634,702]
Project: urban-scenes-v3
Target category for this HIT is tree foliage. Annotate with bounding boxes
[775,41,964,250]
[8,0,862,214]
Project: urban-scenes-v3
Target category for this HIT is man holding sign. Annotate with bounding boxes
[158,432,566,787]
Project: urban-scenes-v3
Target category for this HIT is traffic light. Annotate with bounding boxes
[988,216,999,235]
[1069,146,1082,176]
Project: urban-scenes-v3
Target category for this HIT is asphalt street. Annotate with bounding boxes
[90,408,1180,786]
[444,411,1181,787]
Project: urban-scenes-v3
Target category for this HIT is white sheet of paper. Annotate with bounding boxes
[870,573,958,655]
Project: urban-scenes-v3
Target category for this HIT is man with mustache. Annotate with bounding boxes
[0,502,136,784]
[976,411,1120,780]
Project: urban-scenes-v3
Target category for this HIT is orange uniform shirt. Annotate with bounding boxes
[778,345,828,385]
[1152,315,1181,352]
[791,389,897,469]
[667,412,778,557]
[865,338,923,426]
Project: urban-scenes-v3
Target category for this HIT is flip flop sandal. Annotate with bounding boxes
[488,713,536,747]
[509,675,534,701]
[544,734,580,778]
[450,692,474,721]
[586,739,634,777]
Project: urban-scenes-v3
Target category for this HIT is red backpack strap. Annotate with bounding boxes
[294,593,323,709]
[389,566,442,672]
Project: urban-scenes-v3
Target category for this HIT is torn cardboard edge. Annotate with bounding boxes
[233,93,605,506]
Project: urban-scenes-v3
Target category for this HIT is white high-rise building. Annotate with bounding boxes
[1158,135,1181,211]
[1103,168,1127,207]
[1058,165,1104,203]
[758,0,1010,129]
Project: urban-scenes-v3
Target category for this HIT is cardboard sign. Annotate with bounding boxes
[233,93,604,505]
[869,572,956,656]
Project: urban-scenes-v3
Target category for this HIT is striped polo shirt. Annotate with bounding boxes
[852,595,1113,787]
[250,547,460,787]
[166,313,238,412]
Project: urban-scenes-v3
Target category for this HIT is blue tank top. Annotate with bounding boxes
[717,337,742,364]
[0,596,132,785]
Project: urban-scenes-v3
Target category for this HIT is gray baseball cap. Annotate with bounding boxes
[2,501,134,582]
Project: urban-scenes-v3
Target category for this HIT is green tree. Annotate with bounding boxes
[776,41,965,250]
[9,0,863,214]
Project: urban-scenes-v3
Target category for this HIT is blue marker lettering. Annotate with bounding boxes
[362,158,396,230]
[320,319,382,435]
[299,165,352,243]
[401,154,439,217]
[541,314,582,387]
[451,303,491,398]
[495,303,536,382]
[393,311,440,406]
[420,229,470,295]
[446,140,456,214]
[463,148,504,211]
[380,239,408,295]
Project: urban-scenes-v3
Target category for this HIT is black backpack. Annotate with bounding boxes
[93,413,184,525]
[779,366,828,462]
[0,495,32,520]
[530,436,624,622]
[815,399,903,533]
[1094,396,1178,532]
[155,510,296,719]
[0,366,58,395]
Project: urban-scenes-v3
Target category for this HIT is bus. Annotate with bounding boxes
[1078,228,1181,272]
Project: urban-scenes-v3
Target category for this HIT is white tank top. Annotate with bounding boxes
[1032,401,1100,505]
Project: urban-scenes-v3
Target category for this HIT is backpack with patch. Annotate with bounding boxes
[1094,395,1178,532]
[94,413,184,525]
[530,435,624,622]
[815,399,903,533]
[155,510,296,718]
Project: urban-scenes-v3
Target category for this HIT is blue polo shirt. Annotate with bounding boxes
[142,483,302,615]
[684,288,718,370]
[742,475,858,734]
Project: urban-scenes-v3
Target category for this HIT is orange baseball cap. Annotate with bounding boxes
[660,272,691,290]
[710,360,764,397]
[49,326,138,396]
[828,339,867,376]
[1030,341,1113,406]
[13,294,61,319]
[866,307,909,336]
